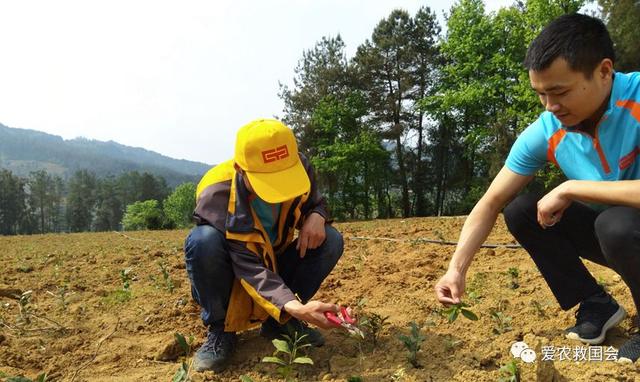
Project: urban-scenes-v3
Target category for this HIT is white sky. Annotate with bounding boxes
[0,0,514,165]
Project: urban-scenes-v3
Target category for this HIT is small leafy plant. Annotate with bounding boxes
[150,261,176,293]
[530,300,547,318]
[443,334,462,352]
[467,272,488,302]
[262,332,313,381]
[120,268,132,291]
[442,302,478,323]
[490,309,513,334]
[499,359,521,382]
[507,267,520,289]
[172,332,194,382]
[398,321,425,368]
[17,290,34,326]
[359,312,389,348]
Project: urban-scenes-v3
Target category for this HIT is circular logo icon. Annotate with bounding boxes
[521,348,537,363]
[510,341,529,358]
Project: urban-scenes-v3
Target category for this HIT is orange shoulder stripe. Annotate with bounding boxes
[546,129,566,167]
[616,99,640,123]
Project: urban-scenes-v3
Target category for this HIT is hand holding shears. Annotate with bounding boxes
[324,306,364,338]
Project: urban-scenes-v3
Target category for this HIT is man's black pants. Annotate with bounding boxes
[503,193,640,313]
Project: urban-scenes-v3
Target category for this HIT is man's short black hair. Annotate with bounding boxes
[524,13,615,78]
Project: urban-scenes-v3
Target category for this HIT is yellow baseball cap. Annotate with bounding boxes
[234,119,310,203]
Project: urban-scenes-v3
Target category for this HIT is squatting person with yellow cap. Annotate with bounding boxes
[184,119,344,372]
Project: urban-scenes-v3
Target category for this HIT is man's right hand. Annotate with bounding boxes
[284,300,339,329]
[434,269,466,306]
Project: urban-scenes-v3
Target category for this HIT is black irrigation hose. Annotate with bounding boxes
[345,235,522,249]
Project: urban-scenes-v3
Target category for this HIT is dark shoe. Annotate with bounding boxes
[618,333,640,364]
[565,296,626,345]
[260,318,325,347]
[193,327,237,372]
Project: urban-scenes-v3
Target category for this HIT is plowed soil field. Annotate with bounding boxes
[1,217,639,381]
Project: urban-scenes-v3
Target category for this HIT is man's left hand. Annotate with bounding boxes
[537,181,572,228]
[297,212,326,258]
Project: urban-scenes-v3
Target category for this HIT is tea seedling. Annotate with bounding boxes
[347,376,364,382]
[161,262,175,293]
[466,272,488,302]
[359,312,389,348]
[120,268,132,291]
[172,332,194,382]
[530,300,547,318]
[154,262,175,293]
[17,290,34,326]
[443,334,462,352]
[398,321,425,368]
[56,285,69,311]
[262,332,313,381]
[507,267,520,289]
[490,309,513,334]
[597,276,610,293]
[499,359,521,382]
[442,302,479,323]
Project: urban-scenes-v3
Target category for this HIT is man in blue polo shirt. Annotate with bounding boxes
[435,13,640,362]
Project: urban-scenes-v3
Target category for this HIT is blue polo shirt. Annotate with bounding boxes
[506,72,640,182]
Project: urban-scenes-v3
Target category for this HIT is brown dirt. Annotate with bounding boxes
[1,217,639,381]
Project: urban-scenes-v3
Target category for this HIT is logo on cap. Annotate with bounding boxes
[262,145,290,163]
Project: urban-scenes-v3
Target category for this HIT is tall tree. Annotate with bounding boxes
[599,0,640,72]
[66,170,97,232]
[93,176,123,231]
[27,170,62,234]
[280,35,351,156]
[0,170,26,235]
[354,10,416,217]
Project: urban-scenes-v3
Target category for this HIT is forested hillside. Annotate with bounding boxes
[0,123,210,187]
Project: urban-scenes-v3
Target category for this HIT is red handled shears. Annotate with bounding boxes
[324,306,364,338]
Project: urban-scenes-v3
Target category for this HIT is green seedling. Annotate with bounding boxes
[507,267,520,289]
[530,300,547,318]
[239,376,255,382]
[443,334,462,352]
[104,268,133,304]
[359,312,390,348]
[442,302,479,323]
[466,272,488,302]
[498,359,521,382]
[398,321,425,368]
[17,290,34,326]
[262,332,313,381]
[57,285,69,311]
[159,262,175,293]
[172,332,194,382]
[120,268,132,291]
[597,276,610,293]
[490,309,513,334]
[347,376,364,382]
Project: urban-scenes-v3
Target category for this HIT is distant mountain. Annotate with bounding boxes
[0,123,212,187]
